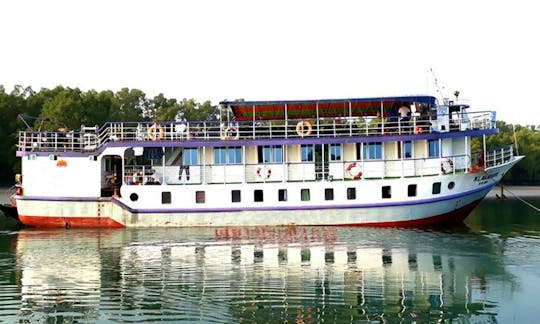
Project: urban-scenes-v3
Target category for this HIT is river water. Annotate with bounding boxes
[1,198,540,323]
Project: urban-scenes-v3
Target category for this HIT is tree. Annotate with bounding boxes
[109,88,148,122]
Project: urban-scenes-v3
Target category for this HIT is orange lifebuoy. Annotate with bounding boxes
[296,120,312,137]
[346,162,362,180]
[441,159,454,174]
[223,126,239,140]
[256,166,272,179]
[147,124,165,141]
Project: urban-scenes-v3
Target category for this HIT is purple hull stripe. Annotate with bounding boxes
[18,182,494,215]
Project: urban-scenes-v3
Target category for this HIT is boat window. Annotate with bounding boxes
[254,189,264,202]
[301,145,314,162]
[347,187,356,200]
[432,182,441,194]
[325,188,334,201]
[329,144,342,161]
[183,148,198,165]
[278,189,287,202]
[214,147,242,164]
[195,191,205,203]
[259,145,283,163]
[428,140,440,157]
[398,141,412,159]
[408,184,417,197]
[301,188,310,201]
[231,190,241,203]
[130,193,138,202]
[363,142,382,160]
[448,181,455,190]
[162,192,171,204]
[382,186,391,199]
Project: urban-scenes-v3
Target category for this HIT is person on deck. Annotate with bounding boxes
[398,104,411,122]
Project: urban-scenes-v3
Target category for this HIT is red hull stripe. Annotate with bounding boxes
[18,215,125,228]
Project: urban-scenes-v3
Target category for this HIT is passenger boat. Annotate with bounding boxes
[13,95,523,228]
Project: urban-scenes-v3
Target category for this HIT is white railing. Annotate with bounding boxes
[17,111,497,153]
[120,154,471,187]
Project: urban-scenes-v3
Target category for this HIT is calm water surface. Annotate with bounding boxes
[1,198,540,323]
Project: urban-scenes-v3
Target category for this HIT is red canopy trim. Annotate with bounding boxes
[221,96,437,121]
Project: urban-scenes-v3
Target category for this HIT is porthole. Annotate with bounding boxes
[448,181,455,190]
[130,193,139,202]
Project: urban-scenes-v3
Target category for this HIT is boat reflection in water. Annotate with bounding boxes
[14,226,510,323]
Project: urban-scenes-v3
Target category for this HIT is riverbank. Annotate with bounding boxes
[485,186,540,199]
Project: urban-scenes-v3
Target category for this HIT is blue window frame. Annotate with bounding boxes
[183,148,198,165]
[263,145,283,163]
[329,144,342,161]
[428,140,440,157]
[214,147,242,164]
[301,145,313,162]
[363,142,382,160]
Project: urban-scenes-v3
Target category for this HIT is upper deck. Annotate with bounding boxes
[16,96,497,154]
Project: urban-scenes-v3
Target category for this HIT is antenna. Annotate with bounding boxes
[428,68,448,103]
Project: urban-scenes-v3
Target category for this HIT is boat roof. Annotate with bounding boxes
[221,95,438,121]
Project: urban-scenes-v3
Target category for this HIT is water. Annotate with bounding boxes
[1,198,540,323]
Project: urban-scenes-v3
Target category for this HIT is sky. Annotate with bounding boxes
[2,0,539,125]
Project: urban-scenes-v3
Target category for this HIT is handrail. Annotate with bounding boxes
[16,111,497,153]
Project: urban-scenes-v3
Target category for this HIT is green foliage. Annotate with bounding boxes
[472,120,540,184]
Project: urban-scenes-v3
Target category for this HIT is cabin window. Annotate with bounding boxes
[325,188,334,201]
[195,191,206,203]
[231,190,241,203]
[382,186,392,199]
[363,142,382,160]
[408,184,417,197]
[329,144,342,161]
[183,148,198,165]
[254,189,264,202]
[259,145,283,163]
[398,141,412,159]
[428,140,440,157]
[301,145,314,162]
[347,187,356,200]
[130,193,139,202]
[448,181,455,190]
[432,182,441,194]
[214,147,242,164]
[278,189,288,202]
[162,192,171,204]
[301,188,310,201]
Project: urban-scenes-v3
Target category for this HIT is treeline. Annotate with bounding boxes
[1,85,539,184]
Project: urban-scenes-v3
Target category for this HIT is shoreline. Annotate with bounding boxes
[485,186,540,199]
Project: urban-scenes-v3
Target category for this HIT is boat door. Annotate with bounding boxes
[101,155,123,197]
[314,144,329,180]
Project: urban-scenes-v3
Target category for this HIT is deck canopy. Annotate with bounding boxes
[221,95,438,121]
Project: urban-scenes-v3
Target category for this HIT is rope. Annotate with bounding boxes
[499,186,540,213]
